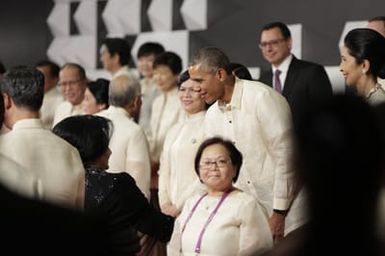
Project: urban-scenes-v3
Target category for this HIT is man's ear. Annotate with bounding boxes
[217,68,227,82]
[2,93,12,110]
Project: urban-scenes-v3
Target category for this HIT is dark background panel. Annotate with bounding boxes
[0,0,53,69]
[190,0,385,68]
[0,0,384,71]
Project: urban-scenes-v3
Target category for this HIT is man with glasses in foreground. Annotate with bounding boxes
[258,21,333,125]
[53,63,87,126]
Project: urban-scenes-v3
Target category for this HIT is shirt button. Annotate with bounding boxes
[247,181,251,184]
[229,120,232,123]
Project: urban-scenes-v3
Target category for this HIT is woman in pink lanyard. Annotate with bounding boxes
[167,137,273,255]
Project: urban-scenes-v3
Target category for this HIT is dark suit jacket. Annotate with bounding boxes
[259,56,333,124]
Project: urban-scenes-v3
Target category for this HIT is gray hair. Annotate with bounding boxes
[190,47,231,74]
[109,75,141,107]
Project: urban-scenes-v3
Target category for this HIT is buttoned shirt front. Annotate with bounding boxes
[167,189,273,256]
[98,106,151,199]
[272,54,292,91]
[158,111,206,210]
[204,78,295,212]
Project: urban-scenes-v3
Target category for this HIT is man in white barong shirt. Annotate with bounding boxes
[53,63,87,126]
[98,75,151,200]
[100,38,136,81]
[35,60,63,129]
[0,66,85,209]
[189,47,302,244]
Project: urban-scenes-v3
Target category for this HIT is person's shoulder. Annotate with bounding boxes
[230,189,256,203]
[239,79,281,100]
[291,57,325,71]
[112,172,137,185]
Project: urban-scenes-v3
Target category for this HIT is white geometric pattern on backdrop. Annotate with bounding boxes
[46,0,207,77]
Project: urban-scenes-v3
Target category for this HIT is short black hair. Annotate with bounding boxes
[369,16,385,23]
[153,51,182,75]
[52,115,113,166]
[0,61,6,75]
[102,38,131,66]
[137,42,165,59]
[194,137,243,183]
[261,21,291,39]
[35,60,60,78]
[229,63,253,80]
[177,69,190,88]
[1,66,44,111]
[87,78,110,107]
[190,47,232,74]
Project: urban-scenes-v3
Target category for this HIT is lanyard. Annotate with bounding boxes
[181,189,233,254]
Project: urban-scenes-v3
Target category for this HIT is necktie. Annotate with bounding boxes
[274,69,282,93]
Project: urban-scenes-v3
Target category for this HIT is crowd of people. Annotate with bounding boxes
[0,17,385,255]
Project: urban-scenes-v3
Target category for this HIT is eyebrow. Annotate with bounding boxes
[190,78,204,83]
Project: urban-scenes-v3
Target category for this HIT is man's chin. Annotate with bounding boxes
[205,97,216,105]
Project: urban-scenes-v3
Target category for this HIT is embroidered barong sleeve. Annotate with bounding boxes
[257,91,295,210]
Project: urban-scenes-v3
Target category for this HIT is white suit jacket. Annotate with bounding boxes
[98,106,151,199]
[0,119,85,209]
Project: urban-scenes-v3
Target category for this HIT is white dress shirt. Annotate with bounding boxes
[272,54,292,91]
[0,119,85,208]
[98,106,151,199]
[149,87,185,163]
[40,87,63,129]
[112,65,136,80]
[167,189,273,256]
[139,77,160,138]
[52,101,85,127]
[204,78,295,212]
[158,111,206,210]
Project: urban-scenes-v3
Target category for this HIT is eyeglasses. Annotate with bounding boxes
[57,79,82,87]
[199,158,232,170]
[259,38,286,49]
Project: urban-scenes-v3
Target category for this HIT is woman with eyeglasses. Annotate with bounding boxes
[158,70,207,218]
[167,137,273,256]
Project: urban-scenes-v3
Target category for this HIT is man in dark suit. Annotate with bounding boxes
[258,21,333,124]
